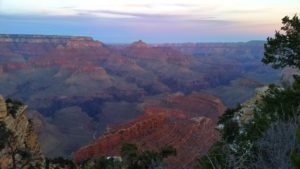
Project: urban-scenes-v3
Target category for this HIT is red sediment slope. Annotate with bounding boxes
[73,93,226,169]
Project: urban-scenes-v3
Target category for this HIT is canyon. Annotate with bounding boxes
[73,93,226,169]
[0,34,280,159]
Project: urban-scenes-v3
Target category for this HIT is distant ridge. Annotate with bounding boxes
[0,34,94,43]
[159,40,265,46]
[0,34,93,39]
[0,34,95,45]
[0,34,266,44]
[130,40,149,48]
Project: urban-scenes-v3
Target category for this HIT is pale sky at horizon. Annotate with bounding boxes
[0,0,299,43]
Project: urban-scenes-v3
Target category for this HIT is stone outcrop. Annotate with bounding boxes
[73,93,226,169]
[226,86,269,126]
[0,98,45,169]
[0,95,7,118]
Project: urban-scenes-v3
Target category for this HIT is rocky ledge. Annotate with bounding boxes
[0,95,45,169]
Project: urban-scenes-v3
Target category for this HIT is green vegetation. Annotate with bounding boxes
[45,157,76,169]
[263,14,300,69]
[78,143,176,169]
[197,14,300,169]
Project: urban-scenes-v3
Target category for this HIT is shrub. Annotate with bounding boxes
[79,143,176,169]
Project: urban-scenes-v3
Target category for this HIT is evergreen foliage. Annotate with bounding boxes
[262,14,300,69]
[93,157,122,169]
[159,146,177,158]
[45,157,76,169]
[196,141,227,169]
[78,143,176,169]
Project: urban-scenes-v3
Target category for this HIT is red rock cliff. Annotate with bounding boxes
[73,93,226,169]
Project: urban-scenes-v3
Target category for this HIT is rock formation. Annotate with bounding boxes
[131,40,149,48]
[223,86,269,126]
[0,98,45,169]
[73,93,226,169]
[0,96,7,118]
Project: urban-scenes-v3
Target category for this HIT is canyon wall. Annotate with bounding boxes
[73,93,226,169]
[0,34,279,158]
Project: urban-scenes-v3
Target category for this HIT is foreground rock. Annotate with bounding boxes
[0,95,74,169]
[0,95,45,169]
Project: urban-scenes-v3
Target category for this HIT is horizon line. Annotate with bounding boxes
[0,33,267,44]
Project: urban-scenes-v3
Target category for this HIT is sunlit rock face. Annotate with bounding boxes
[73,93,226,169]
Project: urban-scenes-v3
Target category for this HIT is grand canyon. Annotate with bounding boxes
[0,0,299,168]
[0,34,280,168]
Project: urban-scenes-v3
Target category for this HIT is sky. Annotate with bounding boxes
[0,0,299,43]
